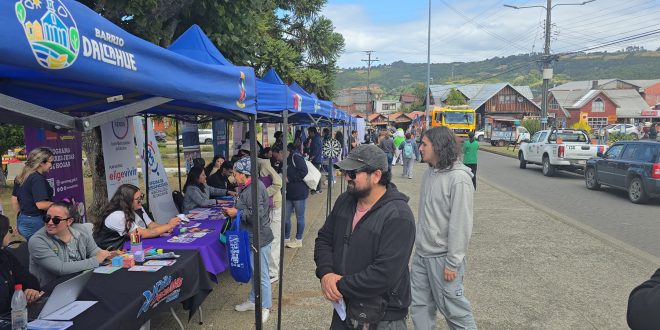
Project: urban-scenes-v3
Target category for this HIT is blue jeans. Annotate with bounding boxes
[18,213,44,241]
[323,163,334,182]
[249,243,272,309]
[284,199,306,240]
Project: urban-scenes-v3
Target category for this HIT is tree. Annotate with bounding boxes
[521,118,541,136]
[446,88,467,106]
[0,125,24,186]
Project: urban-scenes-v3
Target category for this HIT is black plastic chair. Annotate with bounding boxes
[172,190,184,213]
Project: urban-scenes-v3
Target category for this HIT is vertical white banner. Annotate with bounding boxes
[133,117,179,223]
[100,118,139,199]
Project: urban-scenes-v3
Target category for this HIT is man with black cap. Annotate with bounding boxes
[314,144,416,329]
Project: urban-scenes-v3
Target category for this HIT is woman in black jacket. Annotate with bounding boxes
[284,143,309,248]
[0,214,42,315]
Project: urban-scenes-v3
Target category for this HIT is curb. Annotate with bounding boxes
[479,175,660,267]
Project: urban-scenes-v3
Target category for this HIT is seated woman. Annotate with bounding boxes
[0,214,42,315]
[183,166,236,212]
[28,201,112,287]
[94,184,181,250]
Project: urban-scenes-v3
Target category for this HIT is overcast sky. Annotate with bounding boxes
[322,0,660,68]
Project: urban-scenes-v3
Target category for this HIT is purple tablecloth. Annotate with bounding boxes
[124,211,228,277]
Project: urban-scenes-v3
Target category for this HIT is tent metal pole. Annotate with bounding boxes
[143,114,150,213]
[249,115,263,329]
[0,93,78,130]
[80,97,172,129]
[326,122,332,218]
[342,122,346,194]
[176,119,182,192]
[277,111,288,330]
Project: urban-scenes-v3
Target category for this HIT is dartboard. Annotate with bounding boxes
[323,138,342,158]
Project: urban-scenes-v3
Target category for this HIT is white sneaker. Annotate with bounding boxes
[269,276,278,284]
[235,300,255,312]
[284,238,290,243]
[262,308,270,323]
[286,239,302,248]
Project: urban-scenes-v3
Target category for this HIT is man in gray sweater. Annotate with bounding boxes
[411,126,477,330]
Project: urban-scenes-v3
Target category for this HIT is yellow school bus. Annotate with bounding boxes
[431,106,477,137]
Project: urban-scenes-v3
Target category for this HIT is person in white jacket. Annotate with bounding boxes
[411,126,477,330]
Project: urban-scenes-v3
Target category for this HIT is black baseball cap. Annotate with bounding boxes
[334,144,389,172]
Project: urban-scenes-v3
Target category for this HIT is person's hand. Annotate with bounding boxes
[444,266,457,282]
[224,207,237,218]
[227,191,238,197]
[109,250,123,258]
[96,250,112,263]
[168,217,182,227]
[24,289,44,303]
[321,273,343,302]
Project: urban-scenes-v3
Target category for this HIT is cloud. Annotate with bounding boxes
[323,0,660,68]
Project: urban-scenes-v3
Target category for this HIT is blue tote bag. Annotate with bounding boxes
[225,210,252,283]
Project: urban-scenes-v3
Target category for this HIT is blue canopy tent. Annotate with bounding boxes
[257,68,331,125]
[0,0,255,131]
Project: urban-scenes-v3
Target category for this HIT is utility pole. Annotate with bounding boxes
[425,0,432,130]
[505,0,595,129]
[362,51,379,114]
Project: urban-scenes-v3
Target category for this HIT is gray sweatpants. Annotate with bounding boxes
[410,254,477,330]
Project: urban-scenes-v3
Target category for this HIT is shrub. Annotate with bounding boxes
[607,132,635,144]
[570,121,592,135]
[521,118,541,136]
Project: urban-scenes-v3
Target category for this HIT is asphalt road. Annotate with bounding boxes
[478,149,660,258]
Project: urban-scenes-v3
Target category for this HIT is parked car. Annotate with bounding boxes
[596,124,640,139]
[474,129,484,142]
[519,128,607,176]
[177,128,213,145]
[585,140,660,203]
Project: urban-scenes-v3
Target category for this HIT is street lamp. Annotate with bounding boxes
[504,0,596,129]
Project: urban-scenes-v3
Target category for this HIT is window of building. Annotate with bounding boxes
[499,95,505,103]
[382,103,396,111]
[587,117,608,129]
[592,99,605,112]
[549,98,559,109]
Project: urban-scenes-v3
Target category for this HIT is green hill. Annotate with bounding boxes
[334,50,660,96]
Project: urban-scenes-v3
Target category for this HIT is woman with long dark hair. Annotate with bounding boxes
[94,184,181,250]
[182,166,236,212]
[205,155,226,189]
[12,147,54,240]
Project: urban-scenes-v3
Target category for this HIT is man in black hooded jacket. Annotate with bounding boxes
[314,144,416,329]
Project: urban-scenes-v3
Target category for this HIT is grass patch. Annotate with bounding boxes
[480,144,520,158]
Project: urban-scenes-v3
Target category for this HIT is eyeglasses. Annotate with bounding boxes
[43,215,71,225]
[343,168,377,180]
[134,195,144,202]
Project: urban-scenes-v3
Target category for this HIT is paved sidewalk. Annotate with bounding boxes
[152,161,657,329]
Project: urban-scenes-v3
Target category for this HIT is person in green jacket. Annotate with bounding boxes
[392,128,406,165]
[463,132,479,189]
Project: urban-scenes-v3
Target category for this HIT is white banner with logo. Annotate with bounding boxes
[101,118,139,199]
[133,117,178,223]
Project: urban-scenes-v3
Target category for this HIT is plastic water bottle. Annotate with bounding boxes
[11,284,27,330]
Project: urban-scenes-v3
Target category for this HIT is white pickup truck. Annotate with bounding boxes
[518,128,607,176]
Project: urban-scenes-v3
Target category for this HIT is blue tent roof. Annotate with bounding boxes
[169,25,233,66]
[0,0,254,129]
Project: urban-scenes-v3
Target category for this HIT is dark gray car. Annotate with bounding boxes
[585,140,660,204]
